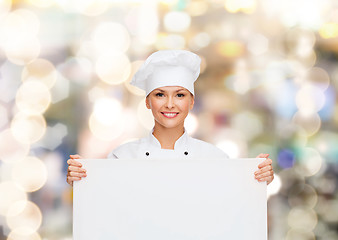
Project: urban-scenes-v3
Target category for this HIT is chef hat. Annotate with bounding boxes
[130,49,201,96]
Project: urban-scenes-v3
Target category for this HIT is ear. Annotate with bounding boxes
[145,97,151,109]
[189,95,194,110]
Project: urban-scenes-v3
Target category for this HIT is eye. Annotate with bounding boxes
[155,92,164,97]
[177,93,185,97]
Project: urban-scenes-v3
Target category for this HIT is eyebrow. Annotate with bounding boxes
[154,88,187,93]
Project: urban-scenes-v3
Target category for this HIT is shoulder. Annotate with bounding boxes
[107,138,146,159]
[188,136,229,159]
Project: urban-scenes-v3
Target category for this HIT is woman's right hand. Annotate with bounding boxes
[66,154,87,186]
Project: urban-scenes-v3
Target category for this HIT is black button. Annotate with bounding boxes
[146,152,149,156]
[184,151,188,155]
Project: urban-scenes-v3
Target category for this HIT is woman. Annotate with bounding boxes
[67,50,274,186]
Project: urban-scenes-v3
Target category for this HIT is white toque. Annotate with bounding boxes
[130,49,201,96]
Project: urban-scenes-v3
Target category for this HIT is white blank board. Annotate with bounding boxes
[73,159,267,240]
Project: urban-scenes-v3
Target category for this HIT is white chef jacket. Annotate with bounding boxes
[107,130,229,160]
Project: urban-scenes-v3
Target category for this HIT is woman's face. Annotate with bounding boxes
[146,86,194,130]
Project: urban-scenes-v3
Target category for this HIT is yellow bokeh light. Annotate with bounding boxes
[124,61,146,96]
[22,58,57,89]
[187,0,208,16]
[0,129,30,163]
[0,181,27,216]
[217,41,245,58]
[89,112,125,141]
[7,228,41,240]
[92,22,130,54]
[95,53,131,85]
[319,22,338,39]
[6,201,42,234]
[93,97,123,126]
[224,0,256,14]
[137,100,154,130]
[16,81,51,115]
[10,113,46,144]
[12,156,48,192]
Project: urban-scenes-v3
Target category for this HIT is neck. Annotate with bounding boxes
[152,123,185,150]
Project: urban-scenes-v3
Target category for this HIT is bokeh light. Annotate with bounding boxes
[93,97,123,126]
[137,100,154,130]
[7,229,42,240]
[10,113,46,144]
[89,108,126,141]
[12,156,48,192]
[296,147,324,177]
[267,174,281,199]
[1,9,40,65]
[22,58,57,89]
[15,81,51,115]
[6,201,42,234]
[164,11,191,32]
[185,113,198,135]
[0,129,30,163]
[288,206,317,230]
[92,22,130,55]
[0,181,27,216]
[124,60,146,96]
[72,0,110,16]
[95,53,131,85]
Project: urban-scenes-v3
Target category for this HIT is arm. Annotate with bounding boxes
[66,154,87,186]
[254,153,274,185]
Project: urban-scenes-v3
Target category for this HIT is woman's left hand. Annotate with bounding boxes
[254,153,274,185]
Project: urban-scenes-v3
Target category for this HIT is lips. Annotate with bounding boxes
[161,112,179,118]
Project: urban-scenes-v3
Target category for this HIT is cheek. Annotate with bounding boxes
[177,100,192,112]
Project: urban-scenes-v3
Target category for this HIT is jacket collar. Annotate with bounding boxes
[148,128,188,150]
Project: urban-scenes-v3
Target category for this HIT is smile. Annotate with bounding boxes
[161,112,179,118]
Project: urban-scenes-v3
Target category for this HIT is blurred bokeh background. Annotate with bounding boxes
[0,0,337,239]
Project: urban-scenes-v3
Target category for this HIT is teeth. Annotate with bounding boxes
[163,113,177,117]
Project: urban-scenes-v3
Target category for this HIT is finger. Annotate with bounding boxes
[68,166,86,173]
[257,176,274,185]
[255,169,274,179]
[70,154,81,159]
[69,171,87,178]
[254,165,272,175]
[67,159,82,167]
[67,177,82,186]
[258,158,272,168]
[256,153,269,158]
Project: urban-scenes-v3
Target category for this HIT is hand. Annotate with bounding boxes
[254,153,274,185]
[66,154,86,186]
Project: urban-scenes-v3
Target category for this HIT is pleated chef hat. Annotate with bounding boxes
[130,50,201,96]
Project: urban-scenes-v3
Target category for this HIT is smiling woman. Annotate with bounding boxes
[66,50,274,186]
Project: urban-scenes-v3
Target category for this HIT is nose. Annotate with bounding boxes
[166,96,174,109]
